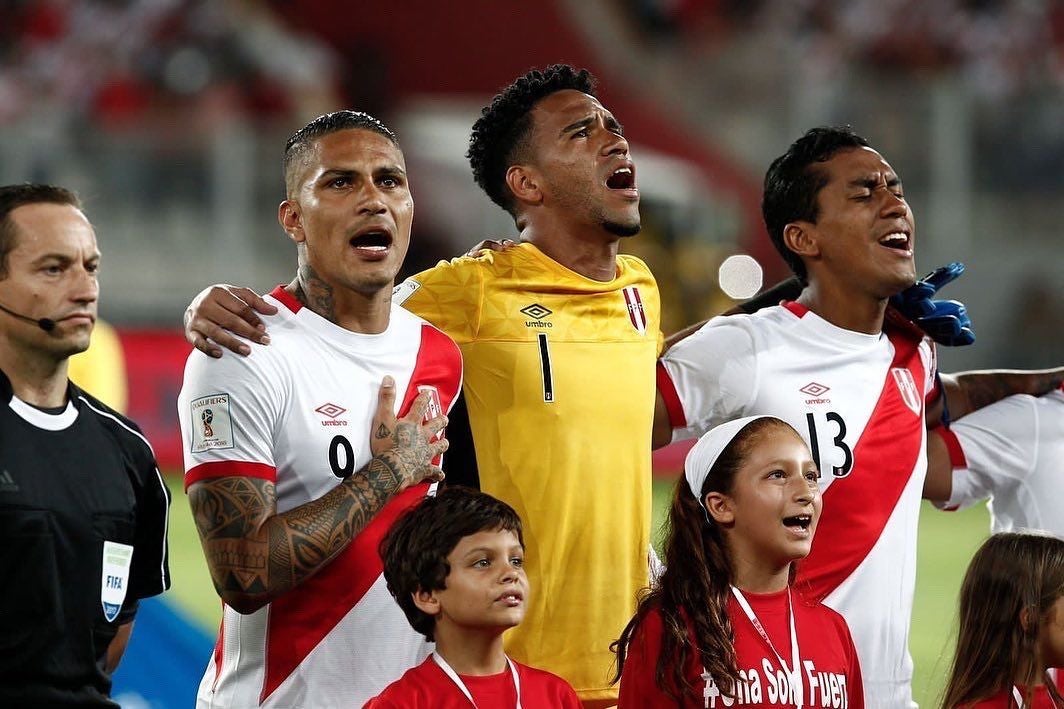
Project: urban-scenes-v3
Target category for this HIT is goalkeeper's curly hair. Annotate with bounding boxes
[467,64,596,219]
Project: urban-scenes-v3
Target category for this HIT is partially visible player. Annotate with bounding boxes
[926,385,1064,536]
[0,184,170,707]
[615,416,863,708]
[366,486,581,708]
[655,126,1063,707]
[943,532,1064,708]
[178,111,462,708]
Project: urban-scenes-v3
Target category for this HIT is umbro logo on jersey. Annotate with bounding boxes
[521,303,553,328]
[315,403,349,427]
[800,382,829,396]
[0,469,18,493]
[800,382,831,404]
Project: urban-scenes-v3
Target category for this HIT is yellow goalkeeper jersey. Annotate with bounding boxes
[396,243,661,701]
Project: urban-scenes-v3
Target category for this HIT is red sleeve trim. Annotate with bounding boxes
[781,300,809,318]
[931,425,968,469]
[656,361,687,429]
[184,461,277,490]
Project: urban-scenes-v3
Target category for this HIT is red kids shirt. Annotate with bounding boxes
[962,673,1064,708]
[364,654,582,708]
[619,588,864,708]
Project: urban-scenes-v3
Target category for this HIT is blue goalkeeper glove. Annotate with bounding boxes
[889,262,976,346]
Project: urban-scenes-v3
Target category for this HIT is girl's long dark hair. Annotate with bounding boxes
[942,532,1064,708]
[612,417,787,701]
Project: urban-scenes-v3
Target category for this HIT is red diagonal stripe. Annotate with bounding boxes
[260,323,462,702]
[796,329,926,603]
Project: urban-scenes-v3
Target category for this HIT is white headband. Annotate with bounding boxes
[684,415,788,508]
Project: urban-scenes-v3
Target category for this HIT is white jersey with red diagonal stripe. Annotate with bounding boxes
[942,387,1064,536]
[178,286,463,709]
[658,302,937,709]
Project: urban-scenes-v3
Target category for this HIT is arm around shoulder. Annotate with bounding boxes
[656,318,759,445]
[939,366,1064,421]
[184,284,277,358]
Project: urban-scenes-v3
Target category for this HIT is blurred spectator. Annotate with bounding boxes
[1004,277,1064,369]
[620,0,1064,100]
[0,0,341,131]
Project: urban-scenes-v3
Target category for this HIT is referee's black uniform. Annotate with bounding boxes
[0,369,170,707]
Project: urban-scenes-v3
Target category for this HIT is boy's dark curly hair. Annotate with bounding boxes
[467,64,597,218]
[379,486,524,641]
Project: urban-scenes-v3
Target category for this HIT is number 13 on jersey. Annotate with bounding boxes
[806,411,854,478]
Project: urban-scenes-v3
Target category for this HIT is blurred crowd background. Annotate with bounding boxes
[2,0,1060,369]
[3,2,1058,706]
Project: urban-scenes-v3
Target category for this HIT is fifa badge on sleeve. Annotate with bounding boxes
[101,541,134,622]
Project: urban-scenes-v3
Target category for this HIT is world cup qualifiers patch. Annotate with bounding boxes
[190,393,235,452]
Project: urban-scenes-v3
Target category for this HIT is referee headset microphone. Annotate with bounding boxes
[0,300,57,332]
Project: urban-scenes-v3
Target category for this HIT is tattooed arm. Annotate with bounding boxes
[188,380,447,614]
[927,366,1064,425]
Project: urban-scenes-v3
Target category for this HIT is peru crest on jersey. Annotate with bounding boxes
[622,286,647,335]
[891,367,922,415]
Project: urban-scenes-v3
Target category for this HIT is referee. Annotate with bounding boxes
[0,184,170,707]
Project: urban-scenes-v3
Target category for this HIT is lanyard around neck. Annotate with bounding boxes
[432,652,522,709]
[731,586,804,708]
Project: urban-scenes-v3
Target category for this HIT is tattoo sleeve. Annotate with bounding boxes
[188,446,418,613]
[944,367,1064,421]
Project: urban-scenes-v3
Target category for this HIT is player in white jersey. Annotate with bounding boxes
[655,126,1064,708]
[178,111,461,708]
[926,384,1064,537]
[659,301,936,707]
